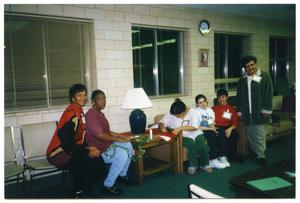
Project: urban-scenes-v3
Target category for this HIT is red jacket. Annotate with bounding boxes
[46,103,87,168]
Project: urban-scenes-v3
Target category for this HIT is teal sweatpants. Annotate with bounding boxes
[183,134,209,167]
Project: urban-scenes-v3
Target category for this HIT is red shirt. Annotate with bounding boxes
[212,103,239,127]
[85,108,112,154]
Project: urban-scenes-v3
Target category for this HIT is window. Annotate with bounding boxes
[132,27,184,96]
[5,14,93,112]
[214,33,249,91]
[269,37,294,96]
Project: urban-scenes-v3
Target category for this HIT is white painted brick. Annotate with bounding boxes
[124,13,141,24]
[133,5,149,16]
[104,50,123,59]
[94,29,106,40]
[106,69,127,78]
[95,49,106,60]
[104,30,123,40]
[113,22,131,32]
[115,59,132,68]
[141,15,158,25]
[16,114,43,126]
[114,40,131,50]
[73,4,95,9]
[105,11,124,22]
[94,19,114,30]
[95,4,115,11]
[42,112,62,122]
[97,59,115,69]
[10,4,38,13]
[157,17,172,26]
[97,78,117,88]
[38,4,63,16]
[150,7,165,17]
[95,39,115,50]
[165,9,179,18]
[115,5,133,13]
[106,87,127,97]
[5,116,17,127]
[62,5,85,18]
[123,31,132,41]
[85,8,105,19]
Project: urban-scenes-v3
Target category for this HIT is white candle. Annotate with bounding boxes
[149,129,153,139]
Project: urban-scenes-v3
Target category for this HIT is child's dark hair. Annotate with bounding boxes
[91,89,105,100]
[69,84,87,103]
[241,55,257,67]
[195,94,207,104]
[170,98,186,115]
[217,89,228,97]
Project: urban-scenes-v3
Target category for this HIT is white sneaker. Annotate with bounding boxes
[209,159,227,169]
[218,156,230,168]
[187,166,198,175]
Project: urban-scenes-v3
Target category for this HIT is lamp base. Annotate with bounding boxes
[129,109,146,134]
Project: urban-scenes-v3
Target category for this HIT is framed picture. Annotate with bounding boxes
[199,49,209,67]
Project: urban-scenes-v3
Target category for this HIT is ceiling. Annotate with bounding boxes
[180,4,295,23]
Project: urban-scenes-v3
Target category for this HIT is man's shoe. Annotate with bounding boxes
[102,185,122,196]
[256,158,268,167]
[117,175,133,185]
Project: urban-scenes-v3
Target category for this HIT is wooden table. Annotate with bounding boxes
[128,131,183,186]
[229,157,295,198]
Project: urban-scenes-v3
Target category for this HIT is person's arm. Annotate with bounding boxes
[57,116,88,155]
[96,132,131,142]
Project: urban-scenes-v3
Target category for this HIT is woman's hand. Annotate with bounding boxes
[225,127,233,138]
[87,146,100,158]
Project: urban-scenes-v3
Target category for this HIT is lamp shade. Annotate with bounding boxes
[121,88,152,109]
[121,88,152,134]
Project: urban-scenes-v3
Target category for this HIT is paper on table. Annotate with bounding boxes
[246,176,293,191]
[160,135,171,141]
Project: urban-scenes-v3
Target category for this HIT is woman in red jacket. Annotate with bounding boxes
[212,89,244,163]
[47,84,107,198]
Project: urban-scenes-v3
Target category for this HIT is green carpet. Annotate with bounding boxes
[5,134,295,199]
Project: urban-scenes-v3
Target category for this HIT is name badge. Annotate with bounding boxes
[222,111,232,120]
[207,118,214,125]
[252,75,262,83]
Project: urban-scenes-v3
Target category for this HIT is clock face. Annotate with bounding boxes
[199,20,210,35]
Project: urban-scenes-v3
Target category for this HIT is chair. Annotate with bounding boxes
[5,126,25,194]
[188,184,223,199]
[20,121,61,194]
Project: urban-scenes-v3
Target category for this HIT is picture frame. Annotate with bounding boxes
[199,49,209,67]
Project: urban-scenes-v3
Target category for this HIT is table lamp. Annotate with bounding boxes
[121,88,153,134]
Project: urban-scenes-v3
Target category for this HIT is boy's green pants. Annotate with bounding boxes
[183,134,209,167]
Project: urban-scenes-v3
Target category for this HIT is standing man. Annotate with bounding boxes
[236,55,273,166]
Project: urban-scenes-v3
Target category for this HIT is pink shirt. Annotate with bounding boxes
[85,108,112,154]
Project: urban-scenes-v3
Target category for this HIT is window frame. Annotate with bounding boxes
[214,32,249,91]
[132,25,185,97]
[4,12,95,113]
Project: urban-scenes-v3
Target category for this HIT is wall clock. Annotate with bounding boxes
[199,20,210,36]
